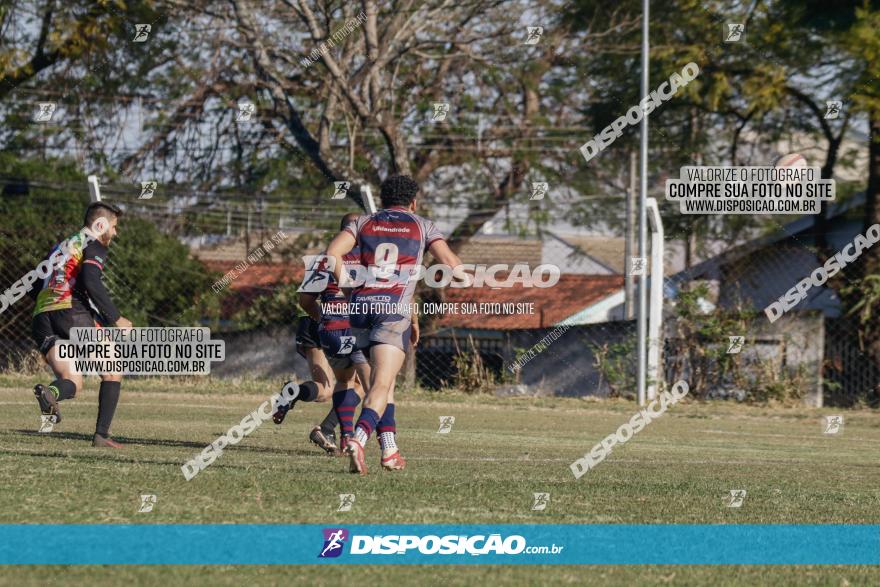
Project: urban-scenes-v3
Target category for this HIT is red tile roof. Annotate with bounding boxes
[429,274,623,330]
[202,261,303,317]
[201,261,623,328]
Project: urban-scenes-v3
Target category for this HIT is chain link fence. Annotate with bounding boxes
[2,191,879,407]
[824,316,880,406]
[0,261,40,372]
[415,321,636,397]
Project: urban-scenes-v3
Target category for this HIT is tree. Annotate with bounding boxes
[0,153,219,344]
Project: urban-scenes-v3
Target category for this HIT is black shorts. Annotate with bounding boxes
[295,316,321,358]
[31,308,98,356]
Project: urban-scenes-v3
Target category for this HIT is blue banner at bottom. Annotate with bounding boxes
[0,525,877,565]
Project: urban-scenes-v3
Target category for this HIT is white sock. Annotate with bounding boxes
[354,426,368,447]
[379,431,397,452]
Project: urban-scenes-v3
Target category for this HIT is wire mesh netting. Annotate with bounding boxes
[2,189,879,408]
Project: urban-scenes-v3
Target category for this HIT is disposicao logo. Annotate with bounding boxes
[319,528,349,558]
[317,530,563,558]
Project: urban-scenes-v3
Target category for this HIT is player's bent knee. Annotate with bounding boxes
[367,382,393,401]
[370,375,395,393]
[313,379,332,397]
[100,372,123,382]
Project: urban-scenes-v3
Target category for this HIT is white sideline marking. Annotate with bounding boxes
[699,429,880,443]
[0,401,230,411]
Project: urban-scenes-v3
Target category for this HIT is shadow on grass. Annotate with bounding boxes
[0,446,327,473]
[5,429,326,458]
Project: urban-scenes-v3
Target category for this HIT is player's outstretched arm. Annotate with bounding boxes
[410,312,420,347]
[428,239,472,287]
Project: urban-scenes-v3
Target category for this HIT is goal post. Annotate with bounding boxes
[361,184,377,214]
[87,175,102,202]
[646,197,664,402]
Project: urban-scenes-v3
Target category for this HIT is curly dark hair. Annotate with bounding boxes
[379,174,420,208]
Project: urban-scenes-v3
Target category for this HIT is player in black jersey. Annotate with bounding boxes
[30,202,132,447]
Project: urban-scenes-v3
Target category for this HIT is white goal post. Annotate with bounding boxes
[361,184,377,214]
[87,175,102,202]
[646,197,664,402]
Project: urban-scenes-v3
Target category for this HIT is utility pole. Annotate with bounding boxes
[637,0,650,407]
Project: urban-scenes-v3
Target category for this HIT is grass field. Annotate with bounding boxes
[0,373,878,585]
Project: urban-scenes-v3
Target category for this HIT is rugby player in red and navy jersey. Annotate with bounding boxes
[325,175,470,475]
[273,212,405,467]
[272,213,371,457]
